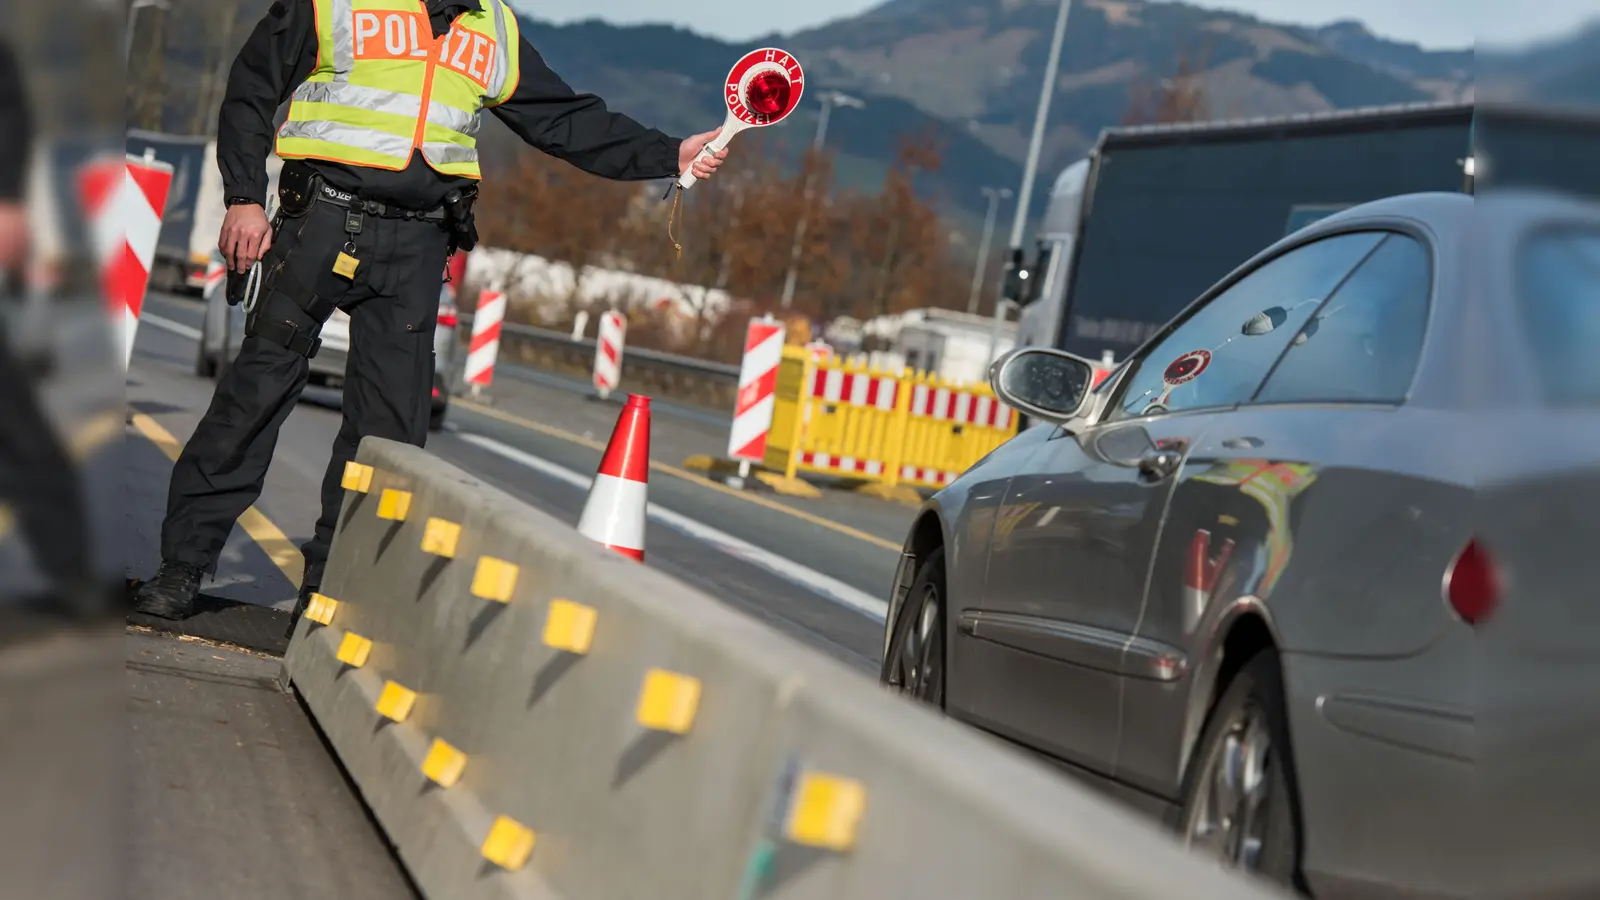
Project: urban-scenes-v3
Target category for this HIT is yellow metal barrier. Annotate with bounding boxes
[763,346,1018,492]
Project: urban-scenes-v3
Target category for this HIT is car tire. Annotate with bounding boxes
[880,546,947,708]
[195,343,218,379]
[1177,651,1307,894]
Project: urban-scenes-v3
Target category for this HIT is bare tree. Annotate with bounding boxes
[1123,42,1213,126]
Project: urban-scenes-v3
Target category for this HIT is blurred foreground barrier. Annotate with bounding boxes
[283,439,1285,900]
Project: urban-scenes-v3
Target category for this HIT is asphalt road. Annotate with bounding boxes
[131,291,909,671]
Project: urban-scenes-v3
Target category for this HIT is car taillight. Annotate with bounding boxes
[437,313,458,328]
[432,386,441,398]
[1445,538,1500,625]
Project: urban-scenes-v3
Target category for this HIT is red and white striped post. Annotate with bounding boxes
[464,289,504,397]
[81,153,173,369]
[727,314,784,482]
[592,309,626,401]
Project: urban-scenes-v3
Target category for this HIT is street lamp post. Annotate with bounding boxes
[987,0,1073,363]
[967,187,1013,315]
[778,90,864,309]
[125,0,171,62]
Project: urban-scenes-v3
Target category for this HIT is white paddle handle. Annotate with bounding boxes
[677,122,740,190]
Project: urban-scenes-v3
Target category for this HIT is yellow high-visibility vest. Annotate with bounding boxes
[277,0,520,180]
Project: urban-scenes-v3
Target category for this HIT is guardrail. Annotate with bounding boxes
[281,438,1286,900]
[457,312,739,410]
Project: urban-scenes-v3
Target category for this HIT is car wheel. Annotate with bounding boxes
[1178,651,1305,892]
[881,546,946,708]
[194,343,217,378]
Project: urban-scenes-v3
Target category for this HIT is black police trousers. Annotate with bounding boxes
[0,314,90,601]
[159,200,448,582]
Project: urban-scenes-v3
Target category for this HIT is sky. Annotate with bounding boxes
[510,0,1599,51]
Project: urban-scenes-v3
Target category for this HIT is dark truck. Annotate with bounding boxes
[1015,102,1476,362]
[1014,100,1600,362]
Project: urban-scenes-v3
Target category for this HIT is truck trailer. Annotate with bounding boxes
[1016,102,1476,362]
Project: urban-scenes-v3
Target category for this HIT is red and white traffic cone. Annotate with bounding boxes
[578,393,651,561]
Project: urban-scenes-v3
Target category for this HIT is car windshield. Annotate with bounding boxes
[1519,227,1600,405]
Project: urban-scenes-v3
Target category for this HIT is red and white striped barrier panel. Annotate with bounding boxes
[80,154,173,368]
[795,451,887,478]
[592,309,626,400]
[807,367,901,410]
[908,383,1015,430]
[464,289,504,388]
[898,465,961,487]
[805,339,832,362]
[727,317,784,462]
[578,394,651,561]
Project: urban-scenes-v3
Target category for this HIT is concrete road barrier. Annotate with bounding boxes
[283,438,1287,900]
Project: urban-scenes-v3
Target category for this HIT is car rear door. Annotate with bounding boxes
[963,231,1389,776]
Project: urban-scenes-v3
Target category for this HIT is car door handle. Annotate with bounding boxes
[1137,449,1183,481]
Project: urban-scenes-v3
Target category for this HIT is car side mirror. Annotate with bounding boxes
[989,347,1097,425]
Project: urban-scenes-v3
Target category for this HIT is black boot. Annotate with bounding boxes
[284,560,325,639]
[132,561,204,620]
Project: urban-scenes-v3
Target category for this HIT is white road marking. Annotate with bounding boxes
[141,313,203,341]
[457,432,888,622]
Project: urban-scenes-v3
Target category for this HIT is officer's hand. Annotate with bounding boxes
[220,203,272,273]
[680,128,728,181]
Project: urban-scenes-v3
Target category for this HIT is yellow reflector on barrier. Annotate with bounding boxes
[305,593,339,626]
[481,815,536,871]
[422,738,467,788]
[784,772,867,851]
[377,488,412,522]
[421,517,461,558]
[636,669,700,734]
[472,556,518,603]
[376,680,418,723]
[543,599,597,655]
[336,632,372,668]
[341,461,374,493]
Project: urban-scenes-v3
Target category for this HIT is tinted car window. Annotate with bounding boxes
[1255,234,1432,404]
[1107,232,1386,421]
[1519,227,1600,404]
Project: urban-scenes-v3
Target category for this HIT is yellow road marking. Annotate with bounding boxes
[68,409,125,461]
[453,399,903,552]
[129,413,304,585]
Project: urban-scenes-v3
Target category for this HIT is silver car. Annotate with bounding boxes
[197,270,459,431]
[881,192,1600,899]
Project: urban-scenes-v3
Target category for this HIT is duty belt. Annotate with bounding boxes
[314,182,450,222]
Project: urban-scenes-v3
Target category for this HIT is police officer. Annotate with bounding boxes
[133,0,726,624]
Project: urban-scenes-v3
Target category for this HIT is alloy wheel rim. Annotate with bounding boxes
[1185,703,1273,870]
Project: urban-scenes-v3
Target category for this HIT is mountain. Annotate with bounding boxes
[1478,20,1600,107]
[1307,20,1474,89]
[135,0,1599,231]
[514,0,1484,226]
